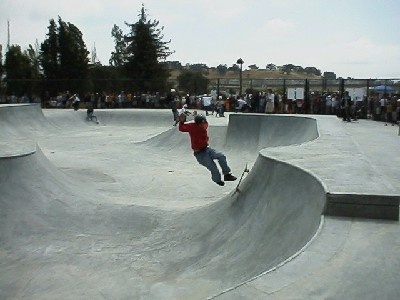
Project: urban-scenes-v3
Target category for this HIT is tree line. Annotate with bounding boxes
[0,5,175,99]
[0,4,335,100]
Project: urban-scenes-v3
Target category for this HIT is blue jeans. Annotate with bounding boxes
[194,147,231,182]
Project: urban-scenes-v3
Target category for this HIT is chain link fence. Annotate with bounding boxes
[207,78,400,97]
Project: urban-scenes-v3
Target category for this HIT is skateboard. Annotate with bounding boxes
[233,163,250,195]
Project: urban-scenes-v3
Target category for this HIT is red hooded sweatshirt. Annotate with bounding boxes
[178,121,209,151]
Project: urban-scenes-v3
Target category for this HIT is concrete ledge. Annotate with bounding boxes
[0,140,37,158]
[325,193,400,220]
[260,115,400,221]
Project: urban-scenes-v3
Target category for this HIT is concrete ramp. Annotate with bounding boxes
[43,108,176,128]
[140,113,318,155]
[162,155,326,299]
[225,114,319,152]
[0,104,46,158]
[0,104,50,139]
[0,149,325,299]
[0,105,328,299]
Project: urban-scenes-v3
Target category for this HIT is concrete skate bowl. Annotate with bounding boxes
[140,113,319,157]
[0,104,326,299]
[225,113,319,152]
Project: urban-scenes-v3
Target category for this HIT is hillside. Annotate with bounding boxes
[169,69,323,81]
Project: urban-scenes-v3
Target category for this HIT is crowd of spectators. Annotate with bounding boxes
[216,91,400,124]
[1,89,399,125]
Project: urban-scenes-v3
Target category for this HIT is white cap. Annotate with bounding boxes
[170,88,176,92]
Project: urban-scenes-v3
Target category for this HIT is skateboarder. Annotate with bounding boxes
[178,113,236,186]
[70,94,80,111]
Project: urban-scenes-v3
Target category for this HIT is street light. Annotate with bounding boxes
[236,58,244,96]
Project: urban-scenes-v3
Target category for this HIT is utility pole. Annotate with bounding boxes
[236,58,244,96]
[7,20,10,50]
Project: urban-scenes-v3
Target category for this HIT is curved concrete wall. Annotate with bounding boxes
[226,114,319,151]
[0,104,43,157]
[0,147,326,299]
[0,104,326,299]
[163,154,326,297]
[0,104,49,138]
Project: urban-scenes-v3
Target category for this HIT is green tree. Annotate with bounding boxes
[89,64,124,94]
[39,17,90,95]
[27,41,41,77]
[323,71,336,80]
[165,61,182,70]
[216,64,228,75]
[177,70,209,95]
[40,19,59,93]
[228,64,240,72]
[188,63,208,73]
[304,66,321,76]
[109,25,127,67]
[4,45,37,96]
[248,64,259,70]
[0,46,3,77]
[281,64,295,74]
[266,63,276,70]
[57,17,90,93]
[123,4,173,93]
[0,46,4,94]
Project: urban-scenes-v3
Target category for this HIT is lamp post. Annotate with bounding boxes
[236,58,244,96]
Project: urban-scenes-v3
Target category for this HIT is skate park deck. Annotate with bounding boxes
[0,104,399,299]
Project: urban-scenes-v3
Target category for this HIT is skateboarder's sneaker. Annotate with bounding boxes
[216,181,225,186]
[224,173,237,181]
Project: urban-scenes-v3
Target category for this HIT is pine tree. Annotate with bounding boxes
[123,4,173,93]
[0,46,4,94]
[0,46,3,78]
[40,17,90,95]
[110,25,127,67]
[40,19,59,93]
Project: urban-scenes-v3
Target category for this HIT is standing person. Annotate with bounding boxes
[380,94,388,121]
[325,94,332,115]
[202,94,212,116]
[331,93,338,116]
[253,92,260,113]
[215,96,225,117]
[341,91,352,122]
[259,92,266,113]
[396,97,400,124]
[283,94,289,113]
[117,91,126,108]
[64,91,71,108]
[278,93,284,113]
[295,98,303,114]
[166,89,178,124]
[235,96,248,112]
[385,99,391,125]
[265,89,274,114]
[178,113,237,186]
[274,93,279,113]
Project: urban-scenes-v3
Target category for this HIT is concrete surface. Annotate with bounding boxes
[0,104,399,300]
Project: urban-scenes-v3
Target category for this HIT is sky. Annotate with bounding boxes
[1,0,399,79]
